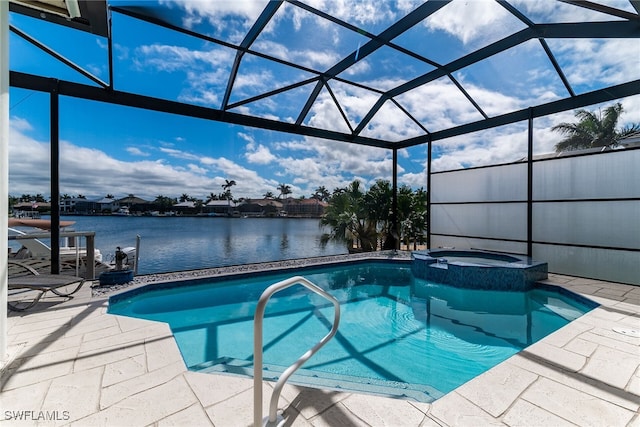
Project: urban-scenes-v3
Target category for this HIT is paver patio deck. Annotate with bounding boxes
[2,264,639,426]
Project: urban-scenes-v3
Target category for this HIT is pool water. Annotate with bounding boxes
[108,261,596,402]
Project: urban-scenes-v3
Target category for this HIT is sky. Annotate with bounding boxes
[7,0,640,202]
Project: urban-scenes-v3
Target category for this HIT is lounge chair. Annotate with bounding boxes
[7,260,87,311]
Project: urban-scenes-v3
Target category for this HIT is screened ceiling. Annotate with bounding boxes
[8,0,640,150]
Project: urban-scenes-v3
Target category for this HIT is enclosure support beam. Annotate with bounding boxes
[392,149,399,250]
[107,10,114,91]
[10,71,391,149]
[426,137,432,250]
[50,88,60,274]
[527,109,534,258]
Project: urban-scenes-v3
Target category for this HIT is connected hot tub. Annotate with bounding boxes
[412,249,548,291]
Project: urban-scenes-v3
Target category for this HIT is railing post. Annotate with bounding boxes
[85,233,95,279]
[253,291,267,427]
[254,276,340,427]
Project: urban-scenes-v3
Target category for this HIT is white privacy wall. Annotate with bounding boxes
[431,163,529,255]
[532,150,640,285]
[430,150,640,285]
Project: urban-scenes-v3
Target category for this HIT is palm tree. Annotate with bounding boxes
[313,186,330,202]
[154,195,176,213]
[320,185,359,251]
[222,179,236,192]
[398,186,427,250]
[277,183,292,199]
[263,191,275,199]
[320,180,378,252]
[364,180,393,249]
[553,102,639,152]
[222,179,236,215]
[179,193,191,203]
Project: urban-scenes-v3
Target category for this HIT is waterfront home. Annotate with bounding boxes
[203,199,238,216]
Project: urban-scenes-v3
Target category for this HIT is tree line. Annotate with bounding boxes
[321,180,427,253]
[9,183,330,210]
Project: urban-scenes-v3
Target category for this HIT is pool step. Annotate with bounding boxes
[192,357,444,403]
[529,292,585,321]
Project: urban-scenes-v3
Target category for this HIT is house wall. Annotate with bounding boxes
[430,148,640,285]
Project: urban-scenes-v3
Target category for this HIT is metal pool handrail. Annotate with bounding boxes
[254,276,341,427]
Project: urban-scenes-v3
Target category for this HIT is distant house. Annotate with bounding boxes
[173,200,199,215]
[12,201,51,217]
[117,196,154,214]
[282,198,327,217]
[204,200,238,216]
[238,199,282,217]
[60,197,86,213]
[96,197,117,213]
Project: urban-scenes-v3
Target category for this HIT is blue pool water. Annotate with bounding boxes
[108,261,596,402]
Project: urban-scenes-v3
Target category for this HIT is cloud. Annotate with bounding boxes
[426,0,519,46]
[162,0,269,41]
[399,171,428,189]
[8,120,219,200]
[251,39,342,71]
[510,0,634,23]
[133,44,234,107]
[245,143,277,165]
[272,136,395,194]
[206,156,279,197]
[291,0,397,27]
[408,94,640,174]
[9,116,33,132]
[126,146,150,157]
[548,39,640,88]
[158,147,201,161]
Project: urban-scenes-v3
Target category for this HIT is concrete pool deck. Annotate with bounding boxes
[2,255,639,426]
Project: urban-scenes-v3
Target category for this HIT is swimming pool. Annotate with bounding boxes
[108,260,596,402]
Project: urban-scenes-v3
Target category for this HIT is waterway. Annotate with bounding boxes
[53,216,346,275]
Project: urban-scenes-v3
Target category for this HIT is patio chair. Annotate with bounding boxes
[7,260,87,311]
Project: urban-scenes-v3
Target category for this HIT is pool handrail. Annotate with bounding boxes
[254,275,341,427]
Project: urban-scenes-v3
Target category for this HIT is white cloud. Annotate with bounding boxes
[163,0,269,41]
[549,39,640,88]
[207,156,278,197]
[426,123,531,172]
[159,147,201,161]
[399,171,428,189]
[511,0,635,23]
[9,116,33,132]
[187,163,208,175]
[232,69,275,93]
[251,40,341,71]
[126,146,150,157]
[394,78,486,132]
[245,143,277,165]
[8,121,221,200]
[275,137,394,194]
[294,0,396,27]
[426,0,519,46]
[133,44,234,107]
